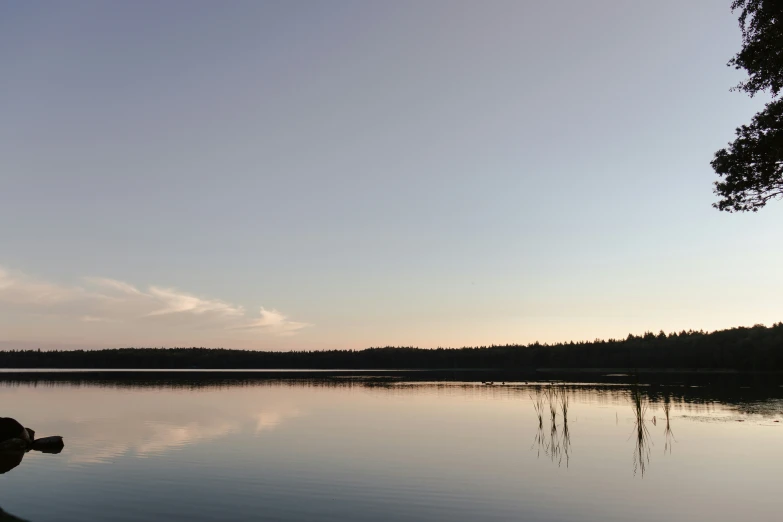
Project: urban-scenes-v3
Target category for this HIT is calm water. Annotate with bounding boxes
[1,372,781,521]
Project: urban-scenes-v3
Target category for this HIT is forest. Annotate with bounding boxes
[0,323,781,371]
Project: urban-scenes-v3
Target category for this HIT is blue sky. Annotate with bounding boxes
[1,1,781,350]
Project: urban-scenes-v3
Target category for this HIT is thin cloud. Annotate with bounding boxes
[84,277,144,295]
[0,266,86,305]
[0,265,310,337]
[147,286,245,317]
[232,307,311,336]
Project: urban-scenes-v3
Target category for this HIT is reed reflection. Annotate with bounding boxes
[560,388,571,467]
[630,385,652,477]
[662,395,676,455]
[531,385,571,467]
[530,384,686,476]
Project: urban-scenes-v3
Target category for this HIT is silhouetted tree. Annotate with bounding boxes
[713,0,783,211]
[0,323,780,370]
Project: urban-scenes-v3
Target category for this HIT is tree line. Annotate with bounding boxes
[0,323,780,371]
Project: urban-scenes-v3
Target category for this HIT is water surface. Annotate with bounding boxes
[1,372,781,521]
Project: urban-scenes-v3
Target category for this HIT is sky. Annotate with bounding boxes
[1,1,781,351]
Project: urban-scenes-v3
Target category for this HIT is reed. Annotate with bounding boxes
[530,388,545,429]
[547,385,558,427]
[559,385,569,420]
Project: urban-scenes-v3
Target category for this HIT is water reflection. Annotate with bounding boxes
[0,506,27,521]
[0,450,25,475]
[1,439,63,475]
[0,373,781,522]
[1,373,780,475]
[560,387,571,467]
[1,370,780,412]
[630,385,652,477]
[530,384,684,477]
[61,405,303,465]
[530,389,545,429]
[662,395,676,455]
[532,386,572,467]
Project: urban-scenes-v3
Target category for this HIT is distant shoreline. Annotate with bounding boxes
[1,323,781,371]
[0,367,783,377]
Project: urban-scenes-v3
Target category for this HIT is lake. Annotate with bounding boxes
[1,371,781,521]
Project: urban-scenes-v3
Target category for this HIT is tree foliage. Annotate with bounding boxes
[728,0,783,97]
[712,98,783,211]
[713,0,783,211]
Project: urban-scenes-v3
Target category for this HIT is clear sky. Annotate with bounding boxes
[1,1,781,351]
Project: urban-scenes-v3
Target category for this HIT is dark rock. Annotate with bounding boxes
[0,450,24,475]
[31,436,64,454]
[24,428,34,441]
[0,439,27,452]
[0,418,25,443]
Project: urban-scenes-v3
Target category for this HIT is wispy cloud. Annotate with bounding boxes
[233,307,310,336]
[0,266,88,305]
[146,286,245,317]
[0,265,310,338]
[84,277,144,296]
